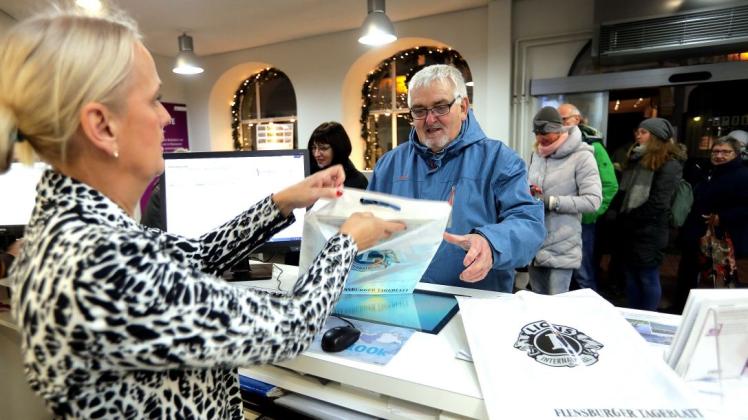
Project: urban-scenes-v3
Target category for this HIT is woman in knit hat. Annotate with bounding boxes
[527,106,602,294]
[613,117,686,310]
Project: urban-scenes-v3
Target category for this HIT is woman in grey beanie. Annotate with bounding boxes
[527,106,602,294]
[612,117,686,310]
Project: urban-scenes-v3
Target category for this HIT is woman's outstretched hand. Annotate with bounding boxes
[273,165,346,216]
[339,212,406,251]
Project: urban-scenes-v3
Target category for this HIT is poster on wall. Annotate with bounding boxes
[256,122,294,150]
[162,103,190,151]
[138,102,190,217]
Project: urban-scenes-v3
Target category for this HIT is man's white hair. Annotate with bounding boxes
[559,103,581,117]
[407,64,467,107]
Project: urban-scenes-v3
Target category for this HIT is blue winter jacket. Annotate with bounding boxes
[368,110,545,292]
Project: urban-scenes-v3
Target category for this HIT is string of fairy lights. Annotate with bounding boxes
[230,67,284,150]
[229,48,471,164]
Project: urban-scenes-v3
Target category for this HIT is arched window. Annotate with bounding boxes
[360,47,472,169]
[231,68,297,150]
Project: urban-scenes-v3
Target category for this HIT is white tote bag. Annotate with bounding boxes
[299,188,451,294]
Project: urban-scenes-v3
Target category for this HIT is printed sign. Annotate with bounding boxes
[256,122,293,150]
[162,103,189,151]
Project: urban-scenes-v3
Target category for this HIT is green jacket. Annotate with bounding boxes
[579,125,618,224]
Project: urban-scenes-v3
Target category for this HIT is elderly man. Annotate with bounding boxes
[557,103,618,291]
[369,64,545,293]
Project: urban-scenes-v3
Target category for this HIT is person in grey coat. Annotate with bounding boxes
[527,107,602,294]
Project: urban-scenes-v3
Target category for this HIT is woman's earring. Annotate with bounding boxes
[113,149,119,159]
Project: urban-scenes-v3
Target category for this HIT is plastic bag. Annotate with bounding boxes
[698,218,738,288]
[299,188,451,294]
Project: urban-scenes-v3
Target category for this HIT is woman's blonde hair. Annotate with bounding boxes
[0,5,141,172]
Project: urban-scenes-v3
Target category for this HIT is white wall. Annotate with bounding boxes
[510,0,595,159]
[165,7,500,166]
[4,1,596,164]
[486,0,513,143]
[157,1,597,164]
[152,54,188,105]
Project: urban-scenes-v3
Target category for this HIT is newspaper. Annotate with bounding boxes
[666,289,748,372]
[664,290,748,420]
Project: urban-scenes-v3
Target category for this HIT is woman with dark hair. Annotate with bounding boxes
[614,118,686,310]
[674,137,748,310]
[308,122,369,189]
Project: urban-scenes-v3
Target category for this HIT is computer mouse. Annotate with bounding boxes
[321,325,361,352]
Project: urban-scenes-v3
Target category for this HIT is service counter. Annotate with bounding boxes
[235,264,500,419]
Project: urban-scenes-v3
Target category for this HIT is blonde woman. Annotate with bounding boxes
[0,7,403,418]
[527,106,602,294]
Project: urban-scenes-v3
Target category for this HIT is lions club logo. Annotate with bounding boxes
[351,250,400,272]
[514,320,603,367]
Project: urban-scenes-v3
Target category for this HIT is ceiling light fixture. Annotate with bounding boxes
[358,0,397,46]
[172,33,204,75]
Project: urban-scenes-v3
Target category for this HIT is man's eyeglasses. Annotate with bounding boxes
[561,114,578,122]
[410,97,460,120]
[711,149,735,156]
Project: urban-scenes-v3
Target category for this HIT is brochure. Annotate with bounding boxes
[666,289,748,371]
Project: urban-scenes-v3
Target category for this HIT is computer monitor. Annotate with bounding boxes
[0,162,47,238]
[160,150,309,278]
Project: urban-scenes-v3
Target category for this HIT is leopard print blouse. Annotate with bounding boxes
[10,170,356,419]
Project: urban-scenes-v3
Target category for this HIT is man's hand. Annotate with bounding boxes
[443,232,494,282]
